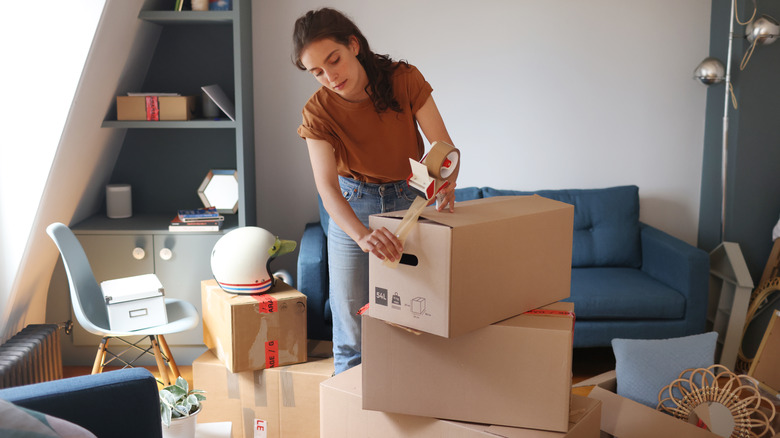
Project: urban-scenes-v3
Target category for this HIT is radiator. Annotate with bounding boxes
[0,324,64,389]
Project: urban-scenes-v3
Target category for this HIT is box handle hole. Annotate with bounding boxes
[399,254,418,266]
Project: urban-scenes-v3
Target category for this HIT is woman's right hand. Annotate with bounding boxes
[358,227,403,262]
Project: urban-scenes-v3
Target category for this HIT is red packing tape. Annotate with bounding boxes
[265,340,279,368]
[145,96,159,121]
[252,294,278,313]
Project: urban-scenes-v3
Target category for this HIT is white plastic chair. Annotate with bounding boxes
[46,222,199,385]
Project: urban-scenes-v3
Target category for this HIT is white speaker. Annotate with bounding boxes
[106,184,132,219]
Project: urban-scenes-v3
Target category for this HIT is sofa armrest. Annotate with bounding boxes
[640,222,710,334]
[0,368,161,438]
[297,221,331,341]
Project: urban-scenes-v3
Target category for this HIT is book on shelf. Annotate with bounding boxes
[177,207,221,221]
[169,216,223,232]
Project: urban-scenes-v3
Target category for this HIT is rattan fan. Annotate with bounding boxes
[657,364,776,437]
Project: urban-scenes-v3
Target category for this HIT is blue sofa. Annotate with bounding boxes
[297,185,710,347]
[0,368,162,437]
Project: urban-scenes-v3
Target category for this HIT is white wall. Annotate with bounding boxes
[254,0,712,279]
[0,1,105,340]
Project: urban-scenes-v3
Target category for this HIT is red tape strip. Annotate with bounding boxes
[145,96,159,121]
[252,294,278,313]
[265,340,279,368]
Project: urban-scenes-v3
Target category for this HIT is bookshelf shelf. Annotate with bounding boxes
[64,0,256,350]
[139,11,234,25]
[101,119,237,129]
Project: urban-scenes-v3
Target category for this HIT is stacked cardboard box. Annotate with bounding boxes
[319,196,601,436]
[200,279,307,373]
[194,350,333,438]
[197,279,334,437]
[322,364,602,438]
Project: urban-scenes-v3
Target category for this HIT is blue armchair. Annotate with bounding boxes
[297,185,710,347]
[0,368,162,438]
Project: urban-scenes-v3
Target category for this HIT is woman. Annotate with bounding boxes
[293,7,457,374]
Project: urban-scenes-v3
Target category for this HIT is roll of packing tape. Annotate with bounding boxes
[424,141,460,182]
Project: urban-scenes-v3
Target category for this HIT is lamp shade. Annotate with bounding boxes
[746,15,780,45]
[694,57,725,85]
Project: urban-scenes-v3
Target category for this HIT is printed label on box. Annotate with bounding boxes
[265,340,279,368]
[253,419,267,438]
[252,294,278,313]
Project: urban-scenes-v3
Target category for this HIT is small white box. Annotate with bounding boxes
[101,274,168,331]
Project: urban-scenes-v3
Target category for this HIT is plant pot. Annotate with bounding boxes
[162,407,200,438]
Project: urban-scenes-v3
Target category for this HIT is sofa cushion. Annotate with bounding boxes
[454,186,483,202]
[612,331,718,408]
[0,398,97,437]
[566,267,686,320]
[482,186,641,268]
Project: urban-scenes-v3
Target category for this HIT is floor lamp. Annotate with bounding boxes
[693,1,779,371]
[693,2,779,240]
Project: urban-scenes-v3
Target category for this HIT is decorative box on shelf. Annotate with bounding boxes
[116,95,196,121]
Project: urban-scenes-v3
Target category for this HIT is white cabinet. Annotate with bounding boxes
[70,221,221,347]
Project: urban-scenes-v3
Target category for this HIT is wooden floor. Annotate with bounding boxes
[63,346,615,397]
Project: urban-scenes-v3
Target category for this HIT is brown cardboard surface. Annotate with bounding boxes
[116,95,196,120]
[201,279,307,373]
[321,364,600,438]
[193,349,279,438]
[239,366,281,438]
[368,195,574,338]
[749,310,780,394]
[197,398,242,438]
[759,239,780,287]
[269,357,334,438]
[362,301,575,431]
[588,376,720,438]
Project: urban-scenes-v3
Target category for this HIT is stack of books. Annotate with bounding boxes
[170,207,224,232]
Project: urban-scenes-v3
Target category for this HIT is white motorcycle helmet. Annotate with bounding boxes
[210,226,296,294]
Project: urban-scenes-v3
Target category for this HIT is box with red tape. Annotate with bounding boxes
[201,279,307,373]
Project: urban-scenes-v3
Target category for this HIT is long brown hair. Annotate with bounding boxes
[292,8,407,114]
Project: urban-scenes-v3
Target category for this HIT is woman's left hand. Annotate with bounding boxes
[428,181,457,212]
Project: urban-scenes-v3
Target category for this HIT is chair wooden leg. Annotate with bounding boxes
[92,337,109,374]
[157,335,181,381]
[150,335,171,386]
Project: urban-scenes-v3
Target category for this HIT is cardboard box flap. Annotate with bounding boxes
[572,370,616,389]
[375,195,573,229]
[101,273,164,303]
[589,379,721,438]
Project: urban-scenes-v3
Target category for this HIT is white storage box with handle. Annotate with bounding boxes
[100,274,168,331]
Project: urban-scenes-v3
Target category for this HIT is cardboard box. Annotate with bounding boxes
[322,364,601,438]
[100,274,167,331]
[194,349,334,438]
[748,309,780,395]
[585,371,721,438]
[116,95,196,121]
[758,238,780,287]
[368,195,574,337]
[270,358,334,438]
[362,301,575,431]
[201,279,307,373]
[193,349,279,438]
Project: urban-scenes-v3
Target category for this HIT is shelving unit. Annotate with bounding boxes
[69,0,255,349]
[707,242,754,370]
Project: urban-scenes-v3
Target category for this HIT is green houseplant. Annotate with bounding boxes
[159,376,206,434]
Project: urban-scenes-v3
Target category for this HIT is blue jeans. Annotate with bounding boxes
[328,176,416,374]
